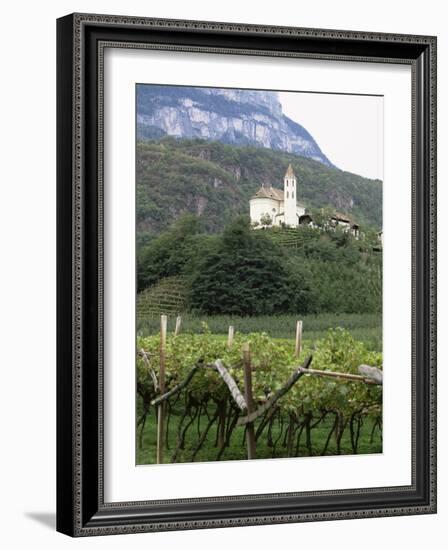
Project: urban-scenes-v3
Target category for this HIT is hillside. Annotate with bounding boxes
[137,216,382,318]
[136,138,382,236]
[136,85,333,166]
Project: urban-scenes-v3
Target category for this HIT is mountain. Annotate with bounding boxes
[136,85,333,167]
[136,138,382,236]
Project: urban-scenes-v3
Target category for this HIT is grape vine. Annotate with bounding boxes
[137,327,382,462]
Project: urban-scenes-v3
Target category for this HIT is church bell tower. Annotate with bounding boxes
[283,164,298,227]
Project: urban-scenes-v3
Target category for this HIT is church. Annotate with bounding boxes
[249,164,308,228]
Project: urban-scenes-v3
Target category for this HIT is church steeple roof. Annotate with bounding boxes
[285,164,295,178]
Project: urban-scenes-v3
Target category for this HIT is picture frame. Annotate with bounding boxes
[56,12,437,537]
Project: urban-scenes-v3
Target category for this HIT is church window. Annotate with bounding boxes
[292,192,294,199]
[286,192,289,198]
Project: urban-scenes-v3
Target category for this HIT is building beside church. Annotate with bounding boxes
[329,213,360,239]
[249,164,308,228]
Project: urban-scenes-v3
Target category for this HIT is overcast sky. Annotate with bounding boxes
[279,91,383,181]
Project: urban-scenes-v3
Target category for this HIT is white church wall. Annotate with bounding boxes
[296,205,306,218]
[249,197,280,226]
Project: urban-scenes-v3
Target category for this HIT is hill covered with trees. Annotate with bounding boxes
[136,138,382,243]
[138,215,381,317]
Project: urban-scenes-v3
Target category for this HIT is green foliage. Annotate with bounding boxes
[274,227,381,315]
[137,328,381,417]
[136,327,382,463]
[285,329,382,416]
[259,212,273,227]
[136,140,246,234]
[137,214,214,291]
[136,312,382,351]
[187,217,314,315]
[137,215,382,316]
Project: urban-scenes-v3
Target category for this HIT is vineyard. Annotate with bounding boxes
[134,110,384,466]
[137,312,382,350]
[137,322,383,464]
[266,226,305,248]
[137,276,187,317]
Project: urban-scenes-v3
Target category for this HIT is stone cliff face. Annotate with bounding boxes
[137,86,333,167]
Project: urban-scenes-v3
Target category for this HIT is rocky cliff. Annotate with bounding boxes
[137,85,333,167]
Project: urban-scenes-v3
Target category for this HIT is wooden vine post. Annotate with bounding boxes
[174,315,182,337]
[227,325,234,348]
[242,342,256,459]
[156,314,167,464]
[295,320,303,357]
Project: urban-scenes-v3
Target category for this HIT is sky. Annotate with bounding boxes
[279,91,383,181]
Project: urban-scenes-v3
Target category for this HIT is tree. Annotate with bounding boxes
[137,214,206,291]
[188,217,309,315]
[260,213,273,227]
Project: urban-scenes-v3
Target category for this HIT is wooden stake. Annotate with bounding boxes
[242,343,256,459]
[213,360,247,411]
[227,325,234,348]
[156,315,167,464]
[174,315,182,337]
[238,355,313,427]
[295,320,303,357]
[299,366,381,385]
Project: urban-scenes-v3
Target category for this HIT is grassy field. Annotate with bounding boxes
[136,410,382,465]
[137,312,382,351]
